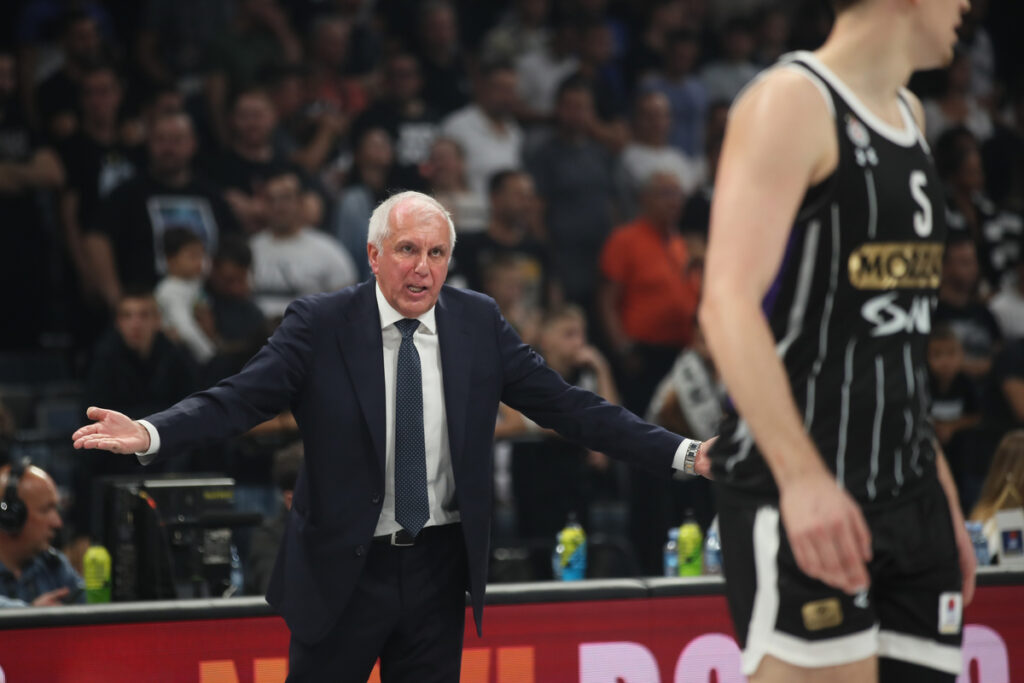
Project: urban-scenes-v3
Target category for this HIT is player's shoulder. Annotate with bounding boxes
[731,63,834,127]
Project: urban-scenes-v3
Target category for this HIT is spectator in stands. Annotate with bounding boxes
[203,235,269,383]
[982,82,1024,210]
[480,0,550,66]
[640,30,709,159]
[622,1,688,91]
[245,441,302,595]
[0,462,85,608]
[334,127,397,279]
[928,323,983,448]
[213,88,323,234]
[135,0,233,94]
[526,77,618,308]
[515,15,579,121]
[251,170,357,321]
[985,340,1024,440]
[419,136,488,235]
[441,61,524,200]
[700,17,760,104]
[450,170,557,312]
[753,6,791,66]
[923,51,994,146]
[496,305,619,539]
[990,247,1024,341]
[599,170,701,413]
[59,65,140,333]
[680,100,729,236]
[204,0,302,146]
[478,254,542,347]
[34,10,105,141]
[85,288,198,420]
[351,53,440,190]
[305,15,369,128]
[155,228,217,365]
[415,0,472,116]
[936,127,1021,294]
[617,90,703,216]
[935,232,1003,381]
[0,49,64,351]
[264,64,342,180]
[969,430,1024,564]
[562,18,629,152]
[86,112,240,302]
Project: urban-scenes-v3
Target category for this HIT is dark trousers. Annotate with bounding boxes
[285,523,468,683]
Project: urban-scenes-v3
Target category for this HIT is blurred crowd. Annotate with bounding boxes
[0,0,1022,582]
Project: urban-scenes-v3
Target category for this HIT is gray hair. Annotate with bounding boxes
[366,191,457,255]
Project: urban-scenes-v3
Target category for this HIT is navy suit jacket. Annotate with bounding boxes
[145,280,683,644]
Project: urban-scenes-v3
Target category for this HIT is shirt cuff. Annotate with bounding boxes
[672,438,699,480]
[135,420,161,465]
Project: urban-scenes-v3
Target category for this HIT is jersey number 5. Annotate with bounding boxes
[910,170,932,237]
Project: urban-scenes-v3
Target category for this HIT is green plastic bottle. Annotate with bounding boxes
[677,511,703,577]
[83,545,111,603]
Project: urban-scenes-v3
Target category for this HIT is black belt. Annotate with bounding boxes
[372,524,457,547]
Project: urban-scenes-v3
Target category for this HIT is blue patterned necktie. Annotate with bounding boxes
[393,318,429,536]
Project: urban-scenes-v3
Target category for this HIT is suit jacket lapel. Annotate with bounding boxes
[338,281,387,481]
[435,288,472,473]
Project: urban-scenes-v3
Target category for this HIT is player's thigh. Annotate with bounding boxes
[717,497,878,678]
[752,653,877,683]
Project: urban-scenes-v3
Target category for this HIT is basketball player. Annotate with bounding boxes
[699,1,974,682]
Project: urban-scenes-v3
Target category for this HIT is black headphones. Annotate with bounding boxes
[0,458,27,534]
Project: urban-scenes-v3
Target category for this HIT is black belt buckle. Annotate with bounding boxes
[384,529,415,546]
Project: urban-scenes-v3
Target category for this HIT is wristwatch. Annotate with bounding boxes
[682,439,702,476]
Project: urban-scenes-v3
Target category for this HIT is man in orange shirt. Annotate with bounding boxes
[599,169,704,574]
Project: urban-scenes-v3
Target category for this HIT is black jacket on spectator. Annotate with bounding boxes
[92,172,240,289]
[86,329,198,419]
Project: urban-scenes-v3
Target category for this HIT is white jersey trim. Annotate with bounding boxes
[877,629,963,674]
[742,505,880,675]
[782,52,918,148]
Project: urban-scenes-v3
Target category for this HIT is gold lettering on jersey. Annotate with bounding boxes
[801,598,844,631]
[848,242,943,289]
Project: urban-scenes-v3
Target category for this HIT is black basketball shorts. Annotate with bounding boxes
[717,476,963,678]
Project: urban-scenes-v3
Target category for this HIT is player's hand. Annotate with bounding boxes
[32,587,69,606]
[72,407,150,455]
[695,437,716,479]
[779,468,872,594]
[953,515,976,606]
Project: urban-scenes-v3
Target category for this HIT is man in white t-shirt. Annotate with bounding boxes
[251,171,358,320]
[440,62,523,199]
[617,91,704,216]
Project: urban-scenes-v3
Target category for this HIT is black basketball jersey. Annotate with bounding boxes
[712,52,947,505]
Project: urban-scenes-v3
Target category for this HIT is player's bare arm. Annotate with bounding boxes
[701,68,872,595]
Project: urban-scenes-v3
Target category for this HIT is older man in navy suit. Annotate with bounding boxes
[73,191,712,682]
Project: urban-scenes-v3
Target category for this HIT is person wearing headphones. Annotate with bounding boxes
[0,460,85,607]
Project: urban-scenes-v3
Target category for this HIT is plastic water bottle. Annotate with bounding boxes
[966,521,990,567]
[664,527,680,576]
[703,516,722,575]
[83,545,111,603]
[552,513,587,581]
[227,543,244,597]
[678,511,703,577]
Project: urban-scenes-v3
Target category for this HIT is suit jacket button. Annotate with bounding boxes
[371,494,381,505]
[355,545,365,557]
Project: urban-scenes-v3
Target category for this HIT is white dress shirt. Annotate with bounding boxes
[373,284,460,535]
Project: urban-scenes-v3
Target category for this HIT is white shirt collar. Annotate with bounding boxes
[374,282,437,334]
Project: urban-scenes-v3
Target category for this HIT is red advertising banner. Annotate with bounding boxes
[0,585,1018,682]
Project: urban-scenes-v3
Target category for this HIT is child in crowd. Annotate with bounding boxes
[155,228,217,365]
[928,322,982,447]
